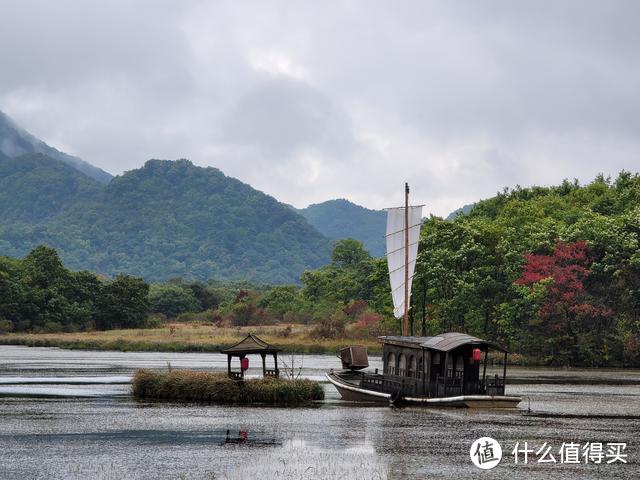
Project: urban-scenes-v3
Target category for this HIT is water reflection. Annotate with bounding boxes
[222,428,280,447]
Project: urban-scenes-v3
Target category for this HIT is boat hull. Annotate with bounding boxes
[326,372,390,403]
[326,372,521,408]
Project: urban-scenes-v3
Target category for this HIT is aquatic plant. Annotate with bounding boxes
[131,369,324,405]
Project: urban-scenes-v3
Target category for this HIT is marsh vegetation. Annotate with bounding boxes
[132,368,324,405]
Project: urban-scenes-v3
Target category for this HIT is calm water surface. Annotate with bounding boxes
[0,346,638,479]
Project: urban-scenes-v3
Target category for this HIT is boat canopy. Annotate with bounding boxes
[379,332,509,353]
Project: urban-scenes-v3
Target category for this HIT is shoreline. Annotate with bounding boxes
[0,324,637,368]
[0,323,381,355]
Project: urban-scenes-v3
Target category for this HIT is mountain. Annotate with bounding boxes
[0,110,112,184]
[298,199,386,257]
[0,157,332,283]
[445,203,475,221]
[0,153,102,223]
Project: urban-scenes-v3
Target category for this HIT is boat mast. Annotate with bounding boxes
[403,182,409,336]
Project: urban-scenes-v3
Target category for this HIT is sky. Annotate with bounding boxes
[1,0,639,216]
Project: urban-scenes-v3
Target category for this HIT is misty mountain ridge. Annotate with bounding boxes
[0,110,112,184]
[298,199,386,257]
[0,112,477,282]
[0,155,333,283]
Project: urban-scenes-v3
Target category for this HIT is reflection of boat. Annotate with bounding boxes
[221,429,281,446]
[326,184,520,408]
[327,333,521,408]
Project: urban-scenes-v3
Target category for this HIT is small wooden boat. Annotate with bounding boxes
[327,332,522,408]
[327,185,521,408]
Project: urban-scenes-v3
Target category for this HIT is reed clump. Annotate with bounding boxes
[132,369,324,405]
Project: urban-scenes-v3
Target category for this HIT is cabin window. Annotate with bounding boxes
[387,352,396,375]
[398,354,407,376]
[446,355,453,378]
[418,357,424,376]
[455,356,464,378]
[409,356,417,377]
[433,353,440,365]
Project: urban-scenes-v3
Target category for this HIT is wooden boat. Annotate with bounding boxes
[325,185,521,408]
[327,333,522,408]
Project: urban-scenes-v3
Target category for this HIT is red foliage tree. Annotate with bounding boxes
[515,240,611,334]
[343,300,369,320]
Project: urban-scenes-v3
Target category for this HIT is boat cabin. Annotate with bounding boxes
[374,332,509,398]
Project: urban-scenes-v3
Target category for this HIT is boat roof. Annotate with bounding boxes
[379,332,509,353]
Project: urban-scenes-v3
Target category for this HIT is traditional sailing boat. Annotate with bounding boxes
[326,184,522,407]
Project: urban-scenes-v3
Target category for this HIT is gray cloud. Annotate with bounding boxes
[222,78,356,159]
[1,0,639,216]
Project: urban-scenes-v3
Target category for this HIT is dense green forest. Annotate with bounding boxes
[0,155,332,283]
[0,246,148,333]
[0,240,392,345]
[412,172,640,367]
[298,199,386,257]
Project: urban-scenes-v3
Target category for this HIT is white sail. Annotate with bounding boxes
[386,206,423,318]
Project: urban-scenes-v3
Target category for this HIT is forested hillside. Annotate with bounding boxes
[0,153,102,222]
[299,199,386,256]
[0,157,332,283]
[412,173,640,366]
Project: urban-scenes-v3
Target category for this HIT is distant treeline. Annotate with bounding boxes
[0,246,148,333]
[1,172,639,367]
[0,240,392,339]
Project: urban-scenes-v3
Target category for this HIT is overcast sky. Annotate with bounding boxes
[1,1,639,216]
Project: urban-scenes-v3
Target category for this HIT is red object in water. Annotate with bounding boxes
[472,348,482,362]
[241,358,249,370]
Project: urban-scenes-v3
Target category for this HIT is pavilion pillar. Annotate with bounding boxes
[503,351,508,390]
[227,354,232,379]
[482,348,488,392]
[261,353,266,377]
[274,353,279,378]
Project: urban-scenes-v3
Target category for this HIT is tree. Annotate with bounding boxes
[515,241,613,365]
[258,285,304,319]
[20,245,67,290]
[148,284,201,318]
[331,238,370,268]
[95,274,149,329]
[185,282,221,311]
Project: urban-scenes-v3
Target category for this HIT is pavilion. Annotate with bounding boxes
[221,333,280,380]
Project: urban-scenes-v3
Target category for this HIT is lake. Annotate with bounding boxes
[0,346,638,479]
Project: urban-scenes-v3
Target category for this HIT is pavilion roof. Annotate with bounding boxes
[221,333,281,355]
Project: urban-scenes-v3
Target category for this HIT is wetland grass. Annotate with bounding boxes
[132,369,325,405]
[0,323,381,355]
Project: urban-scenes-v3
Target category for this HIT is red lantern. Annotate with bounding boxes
[240,358,249,370]
[472,348,482,362]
